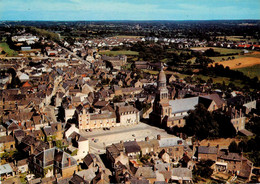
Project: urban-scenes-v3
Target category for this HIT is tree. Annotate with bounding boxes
[184,104,219,140]
[193,159,214,179]
[57,106,65,122]
[113,95,123,103]
[228,141,240,153]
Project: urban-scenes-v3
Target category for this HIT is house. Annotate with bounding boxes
[198,144,219,161]
[19,73,30,82]
[69,173,89,184]
[158,137,191,163]
[123,141,141,157]
[0,135,16,152]
[116,105,140,125]
[68,132,89,161]
[137,137,159,155]
[83,154,99,169]
[78,109,117,130]
[171,168,192,183]
[134,167,157,184]
[74,168,97,183]
[30,147,77,178]
[0,163,14,179]
[106,143,129,169]
[215,151,253,179]
[17,159,28,173]
[19,135,49,156]
[65,124,79,139]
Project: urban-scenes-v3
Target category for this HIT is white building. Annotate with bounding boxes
[116,105,139,125]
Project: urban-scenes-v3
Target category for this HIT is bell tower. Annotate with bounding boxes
[149,63,171,127]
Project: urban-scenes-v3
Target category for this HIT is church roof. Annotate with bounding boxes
[158,67,166,83]
[169,97,199,114]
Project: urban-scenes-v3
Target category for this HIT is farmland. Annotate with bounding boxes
[99,50,139,56]
[190,47,243,55]
[0,42,18,57]
[236,64,260,79]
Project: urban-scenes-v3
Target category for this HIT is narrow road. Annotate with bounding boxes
[58,44,91,68]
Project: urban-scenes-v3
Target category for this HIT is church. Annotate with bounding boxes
[149,65,223,129]
[149,65,184,128]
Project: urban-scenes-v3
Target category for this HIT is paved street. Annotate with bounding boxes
[79,122,175,154]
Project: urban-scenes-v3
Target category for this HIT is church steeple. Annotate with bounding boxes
[157,63,168,101]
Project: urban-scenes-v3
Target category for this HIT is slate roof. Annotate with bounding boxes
[123,141,141,154]
[0,163,13,175]
[171,168,192,179]
[198,146,218,154]
[159,137,183,148]
[202,93,225,108]
[130,178,149,184]
[218,151,246,161]
[134,167,156,179]
[169,97,199,114]
[90,111,116,120]
[83,153,97,167]
[35,147,77,168]
[238,129,254,136]
[77,168,97,182]
[118,105,139,114]
[69,174,89,184]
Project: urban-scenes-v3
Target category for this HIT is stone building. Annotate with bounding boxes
[30,147,77,178]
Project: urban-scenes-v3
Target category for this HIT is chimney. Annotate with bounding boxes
[207,143,210,147]
[30,145,34,154]
[157,134,161,140]
[68,158,71,166]
[145,137,149,142]
[49,141,52,149]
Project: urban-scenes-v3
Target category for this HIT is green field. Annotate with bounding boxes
[217,36,259,43]
[210,52,260,63]
[0,42,18,56]
[99,50,139,56]
[213,47,243,55]
[191,47,243,55]
[142,69,245,88]
[236,64,260,79]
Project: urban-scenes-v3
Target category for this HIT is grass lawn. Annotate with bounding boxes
[142,69,159,75]
[236,64,260,79]
[99,50,139,56]
[191,47,243,55]
[209,55,242,62]
[210,47,243,55]
[0,42,18,56]
[217,36,259,43]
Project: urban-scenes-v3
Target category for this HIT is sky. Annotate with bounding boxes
[0,0,259,21]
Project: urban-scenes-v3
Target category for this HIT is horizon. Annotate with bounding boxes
[1,19,260,23]
[1,0,259,21]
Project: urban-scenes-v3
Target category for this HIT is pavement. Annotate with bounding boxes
[79,122,176,154]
